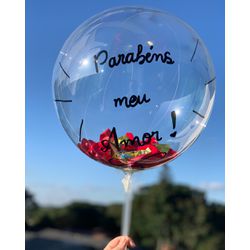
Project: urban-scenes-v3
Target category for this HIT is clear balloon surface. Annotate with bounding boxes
[52,6,216,171]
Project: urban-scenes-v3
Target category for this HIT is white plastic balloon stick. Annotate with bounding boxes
[121,171,134,239]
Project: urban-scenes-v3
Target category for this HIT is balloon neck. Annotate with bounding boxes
[122,171,133,193]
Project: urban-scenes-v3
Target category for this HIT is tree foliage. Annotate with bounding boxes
[25,174,224,250]
[131,181,224,250]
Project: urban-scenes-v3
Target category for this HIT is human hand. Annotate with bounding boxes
[104,236,136,250]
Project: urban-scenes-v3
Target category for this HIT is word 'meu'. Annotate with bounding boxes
[94,44,175,73]
[114,93,151,108]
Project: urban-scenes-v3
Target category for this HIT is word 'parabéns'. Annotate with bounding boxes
[94,44,175,73]
[114,93,151,108]
[100,127,162,152]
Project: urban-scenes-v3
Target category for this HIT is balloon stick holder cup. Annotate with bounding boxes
[122,170,133,193]
[121,170,134,249]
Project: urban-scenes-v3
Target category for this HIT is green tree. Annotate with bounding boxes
[25,171,224,250]
[131,181,211,249]
[25,189,39,227]
[196,203,225,250]
[105,203,122,235]
[159,164,173,185]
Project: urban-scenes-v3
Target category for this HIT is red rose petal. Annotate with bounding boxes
[78,129,178,170]
[125,132,134,140]
[99,128,111,141]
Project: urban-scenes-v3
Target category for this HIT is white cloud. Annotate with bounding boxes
[198,182,225,192]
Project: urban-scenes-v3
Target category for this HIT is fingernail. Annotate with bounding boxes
[131,240,136,247]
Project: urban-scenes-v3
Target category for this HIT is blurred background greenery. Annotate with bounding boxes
[25,167,224,250]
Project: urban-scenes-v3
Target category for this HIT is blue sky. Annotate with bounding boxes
[26,0,224,206]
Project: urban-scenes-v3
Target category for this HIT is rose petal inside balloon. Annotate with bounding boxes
[78,128,178,170]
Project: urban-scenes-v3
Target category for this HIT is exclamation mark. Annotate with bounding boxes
[170,111,177,137]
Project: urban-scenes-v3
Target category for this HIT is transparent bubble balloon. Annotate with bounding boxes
[52,6,216,171]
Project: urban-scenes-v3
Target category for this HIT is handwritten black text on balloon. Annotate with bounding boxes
[94,44,175,73]
[100,127,162,152]
[114,93,151,108]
